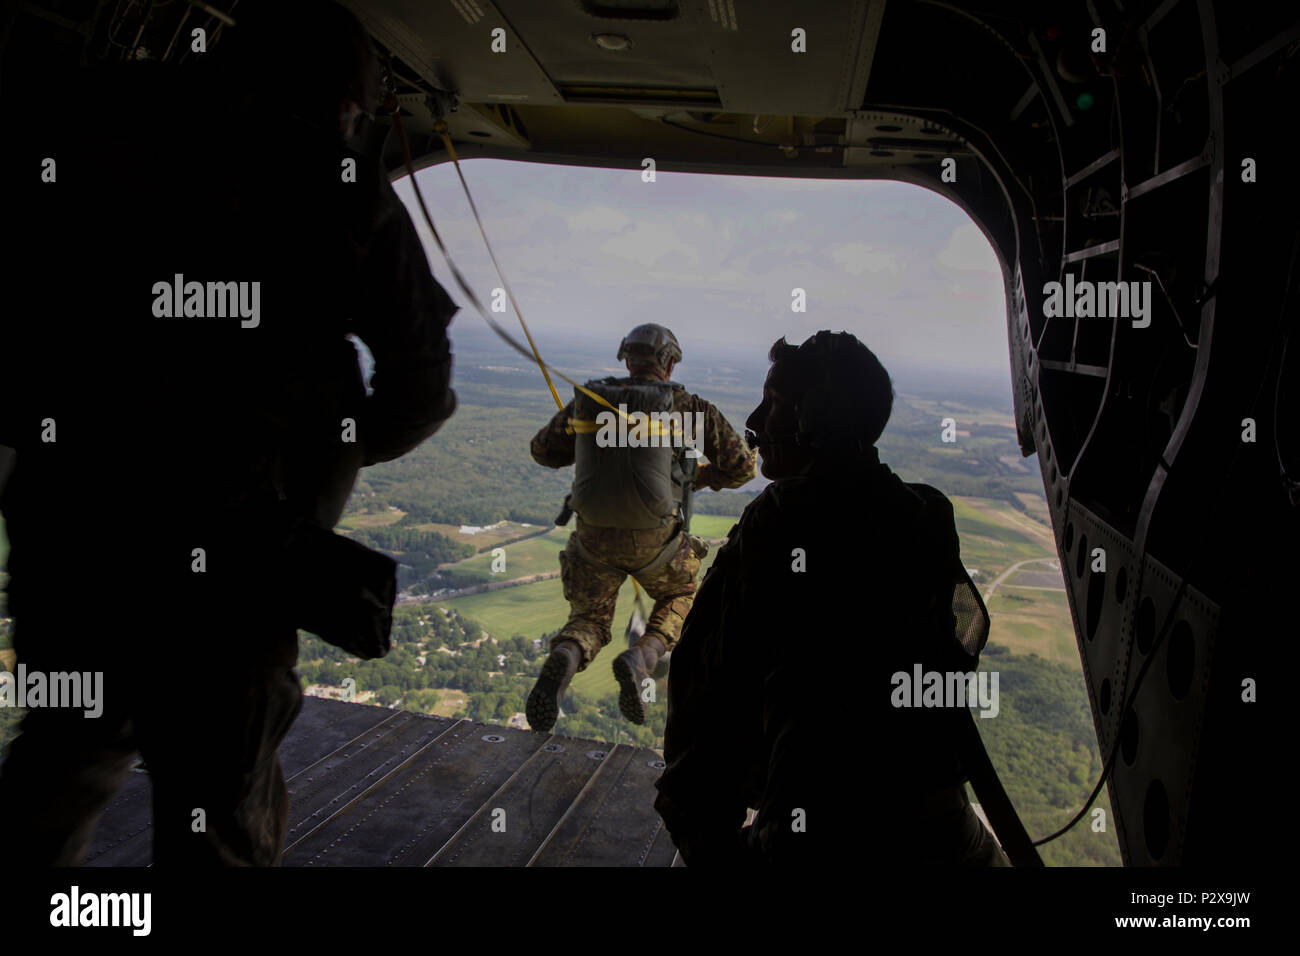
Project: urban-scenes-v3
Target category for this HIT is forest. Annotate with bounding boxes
[347,524,476,591]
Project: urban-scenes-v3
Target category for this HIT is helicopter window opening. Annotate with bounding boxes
[307,158,1123,865]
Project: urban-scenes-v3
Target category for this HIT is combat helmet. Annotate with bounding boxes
[617,323,682,373]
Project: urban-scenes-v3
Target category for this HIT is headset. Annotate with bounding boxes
[794,331,848,450]
[746,331,877,455]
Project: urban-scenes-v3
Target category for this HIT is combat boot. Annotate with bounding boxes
[613,635,667,725]
[526,640,583,733]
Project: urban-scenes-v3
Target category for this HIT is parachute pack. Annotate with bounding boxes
[568,377,698,530]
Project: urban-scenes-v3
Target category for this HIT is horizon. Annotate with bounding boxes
[395,159,1014,377]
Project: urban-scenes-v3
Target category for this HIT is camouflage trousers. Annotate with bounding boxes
[554,520,704,669]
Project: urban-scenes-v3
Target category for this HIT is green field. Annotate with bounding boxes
[416,520,546,549]
[903,396,1017,430]
[441,577,618,698]
[438,540,721,700]
[944,496,1076,663]
[984,590,1076,664]
[336,510,406,530]
[443,525,570,580]
[1014,491,1051,525]
[951,497,1053,581]
[434,494,1063,699]
[443,514,735,582]
[336,511,549,551]
[688,513,738,540]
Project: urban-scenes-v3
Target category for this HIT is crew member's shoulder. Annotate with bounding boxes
[899,480,960,549]
[904,481,956,519]
[747,466,928,532]
[734,478,809,539]
[714,479,831,583]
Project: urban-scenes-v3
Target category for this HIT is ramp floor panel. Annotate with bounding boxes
[529,747,672,867]
[77,695,677,867]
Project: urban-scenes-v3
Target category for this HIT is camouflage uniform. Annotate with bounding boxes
[653,449,1010,866]
[530,380,755,668]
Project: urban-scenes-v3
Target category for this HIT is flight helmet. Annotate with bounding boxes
[617,324,682,373]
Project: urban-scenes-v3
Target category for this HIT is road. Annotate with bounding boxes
[982,557,1061,602]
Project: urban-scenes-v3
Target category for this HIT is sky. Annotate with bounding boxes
[393,159,1012,375]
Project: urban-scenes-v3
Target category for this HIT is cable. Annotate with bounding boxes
[1272,236,1300,505]
[433,125,563,410]
[388,104,560,408]
[1275,331,1297,504]
[1031,309,1280,847]
[127,0,157,59]
[659,118,825,151]
[1133,262,1197,349]
[387,104,685,440]
[1032,576,1186,846]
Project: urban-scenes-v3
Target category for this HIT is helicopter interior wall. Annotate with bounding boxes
[2,0,1294,870]
[294,1,1300,869]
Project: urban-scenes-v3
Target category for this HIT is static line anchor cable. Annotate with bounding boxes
[1029,300,1281,851]
[433,124,562,409]
[388,101,686,443]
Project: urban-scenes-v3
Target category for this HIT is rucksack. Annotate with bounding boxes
[569,377,694,529]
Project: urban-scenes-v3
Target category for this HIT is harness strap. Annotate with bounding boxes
[567,416,684,439]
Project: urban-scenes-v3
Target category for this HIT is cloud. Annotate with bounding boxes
[829,242,900,276]
[604,221,700,268]
[938,222,1000,273]
[566,204,632,233]
[645,266,748,287]
[399,159,1013,373]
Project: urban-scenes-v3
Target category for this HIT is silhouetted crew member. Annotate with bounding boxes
[0,1,457,865]
[654,331,1008,865]
[527,325,756,731]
